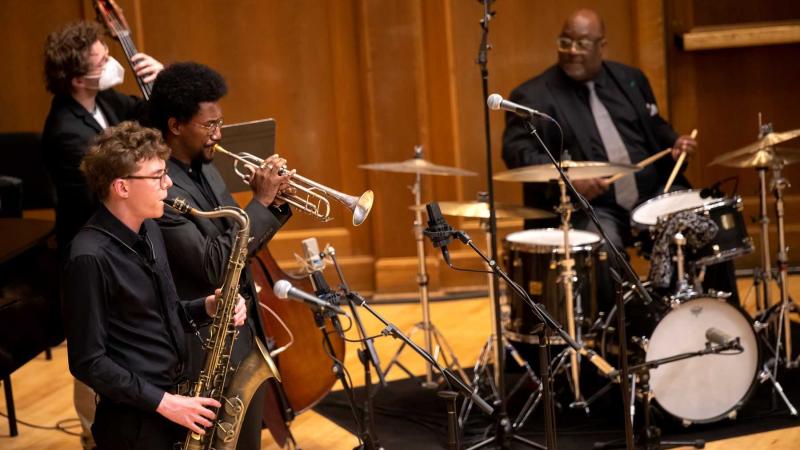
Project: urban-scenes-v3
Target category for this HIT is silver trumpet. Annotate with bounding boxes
[212,144,373,226]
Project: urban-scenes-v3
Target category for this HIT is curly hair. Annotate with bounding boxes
[81,121,171,200]
[43,21,103,96]
[149,62,228,135]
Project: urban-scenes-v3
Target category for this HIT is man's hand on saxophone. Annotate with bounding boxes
[156,393,221,435]
[205,288,248,327]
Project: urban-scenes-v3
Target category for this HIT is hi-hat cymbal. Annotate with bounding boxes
[709,128,800,168]
[494,161,638,183]
[360,158,477,176]
[410,201,556,220]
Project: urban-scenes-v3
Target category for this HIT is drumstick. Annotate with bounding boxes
[663,129,698,193]
[605,148,673,184]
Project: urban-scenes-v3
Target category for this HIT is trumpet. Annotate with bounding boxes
[212,144,374,226]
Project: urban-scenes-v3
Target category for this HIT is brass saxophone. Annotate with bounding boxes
[164,197,280,450]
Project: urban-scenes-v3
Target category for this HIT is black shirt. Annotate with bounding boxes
[575,66,664,204]
[63,204,211,411]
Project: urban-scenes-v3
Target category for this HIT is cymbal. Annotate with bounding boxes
[359,158,477,176]
[494,161,638,183]
[709,129,800,168]
[410,201,556,220]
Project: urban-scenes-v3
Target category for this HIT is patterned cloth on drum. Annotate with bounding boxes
[648,210,718,288]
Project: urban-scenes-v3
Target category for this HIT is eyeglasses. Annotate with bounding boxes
[556,36,604,53]
[124,168,170,187]
[192,118,224,134]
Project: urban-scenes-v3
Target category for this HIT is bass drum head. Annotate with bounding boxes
[646,297,759,424]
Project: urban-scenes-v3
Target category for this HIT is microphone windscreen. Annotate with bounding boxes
[273,279,291,299]
[487,93,503,110]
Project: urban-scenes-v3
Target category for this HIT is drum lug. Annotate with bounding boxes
[753,321,768,332]
[727,409,738,420]
[681,419,693,428]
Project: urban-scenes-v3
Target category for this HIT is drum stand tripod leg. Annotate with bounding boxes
[759,360,798,416]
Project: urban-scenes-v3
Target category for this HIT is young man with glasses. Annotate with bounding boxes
[501,9,737,307]
[63,121,247,450]
[41,21,164,450]
[148,62,295,450]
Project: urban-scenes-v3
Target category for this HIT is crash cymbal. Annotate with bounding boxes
[494,161,638,183]
[360,158,477,176]
[410,201,556,220]
[709,128,800,168]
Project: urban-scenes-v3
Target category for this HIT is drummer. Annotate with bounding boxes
[501,9,739,304]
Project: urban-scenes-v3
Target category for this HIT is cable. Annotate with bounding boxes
[0,411,82,436]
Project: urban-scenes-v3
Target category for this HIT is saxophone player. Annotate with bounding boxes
[149,62,295,449]
[62,121,247,450]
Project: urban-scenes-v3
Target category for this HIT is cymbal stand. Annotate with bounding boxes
[382,146,469,388]
[769,159,796,369]
[556,175,584,406]
[752,121,774,313]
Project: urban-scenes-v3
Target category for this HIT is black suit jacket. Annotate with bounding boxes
[502,61,686,221]
[42,89,144,255]
[156,159,291,369]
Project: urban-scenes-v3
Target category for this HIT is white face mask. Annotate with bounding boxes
[84,56,125,90]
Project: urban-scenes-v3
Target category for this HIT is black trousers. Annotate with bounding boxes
[93,399,184,450]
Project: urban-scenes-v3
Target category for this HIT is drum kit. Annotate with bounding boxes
[358,123,800,439]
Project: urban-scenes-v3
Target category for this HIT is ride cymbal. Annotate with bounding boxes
[494,161,638,183]
[360,158,477,176]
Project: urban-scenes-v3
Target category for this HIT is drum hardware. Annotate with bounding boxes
[362,145,474,388]
[709,120,800,373]
[427,207,618,449]
[453,193,546,430]
[490,108,654,449]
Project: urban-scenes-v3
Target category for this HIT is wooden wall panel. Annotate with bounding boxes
[9,0,793,293]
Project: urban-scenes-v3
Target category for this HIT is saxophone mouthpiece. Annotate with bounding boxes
[163,197,191,214]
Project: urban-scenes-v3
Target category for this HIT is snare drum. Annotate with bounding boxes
[502,228,602,344]
[631,190,753,265]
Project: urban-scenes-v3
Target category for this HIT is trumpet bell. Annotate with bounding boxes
[352,190,374,227]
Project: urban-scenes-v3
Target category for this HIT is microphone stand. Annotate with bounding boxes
[522,120,638,449]
[319,247,385,450]
[474,2,522,448]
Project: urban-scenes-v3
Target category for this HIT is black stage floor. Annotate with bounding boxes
[315,355,800,449]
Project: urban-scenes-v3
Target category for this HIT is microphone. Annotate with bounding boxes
[423,202,454,266]
[273,279,347,315]
[487,93,546,119]
[705,327,741,348]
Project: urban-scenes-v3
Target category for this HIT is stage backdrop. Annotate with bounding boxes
[1,0,798,294]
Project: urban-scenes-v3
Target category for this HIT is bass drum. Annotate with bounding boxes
[602,290,760,425]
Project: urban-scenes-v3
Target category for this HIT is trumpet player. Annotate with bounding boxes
[149,62,294,450]
[63,121,247,450]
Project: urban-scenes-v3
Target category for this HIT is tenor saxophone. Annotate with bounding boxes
[164,197,280,450]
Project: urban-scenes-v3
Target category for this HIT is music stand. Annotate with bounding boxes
[215,118,276,190]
